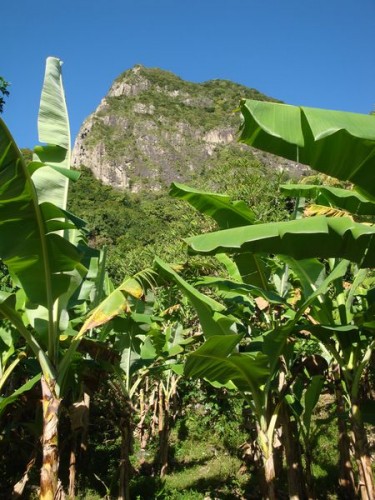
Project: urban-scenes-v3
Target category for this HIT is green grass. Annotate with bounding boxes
[131,434,252,500]
[164,452,248,499]
[129,399,253,499]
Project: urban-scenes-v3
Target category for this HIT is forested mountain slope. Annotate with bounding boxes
[68,150,290,282]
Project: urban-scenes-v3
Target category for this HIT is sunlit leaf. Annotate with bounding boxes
[170,182,256,228]
[281,184,375,216]
[154,257,238,337]
[239,100,375,199]
[186,216,375,268]
[80,277,144,332]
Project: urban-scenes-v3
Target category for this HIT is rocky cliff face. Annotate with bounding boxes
[72,65,307,191]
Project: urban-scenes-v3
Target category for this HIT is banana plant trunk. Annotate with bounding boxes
[118,416,132,500]
[257,426,277,500]
[351,402,375,500]
[333,366,356,499]
[113,383,133,500]
[68,438,77,499]
[157,383,170,477]
[137,386,151,465]
[279,403,307,499]
[263,453,277,500]
[68,392,91,498]
[40,376,62,500]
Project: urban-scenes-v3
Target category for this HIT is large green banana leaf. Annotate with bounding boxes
[281,184,375,216]
[0,56,83,308]
[169,183,269,288]
[154,257,238,337]
[239,100,375,199]
[32,57,74,209]
[169,182,256,227]
[184,334,270,399]
[0,120,83,306]
[38,57,70,151]
[185,216,375,268]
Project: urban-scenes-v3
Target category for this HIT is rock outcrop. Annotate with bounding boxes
[72,65,308,191]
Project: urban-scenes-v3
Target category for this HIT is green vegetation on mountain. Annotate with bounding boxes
[112,66,273,123]
[68,147,289,282]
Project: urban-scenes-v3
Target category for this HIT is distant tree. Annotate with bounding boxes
[21,148,33,163]
[0,77,9,113]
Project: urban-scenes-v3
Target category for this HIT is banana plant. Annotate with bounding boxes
[99,289,194,497]
[184,200,375,497]
[146,320,194,477]
[0,57,83,499]
[155,252,355,498]
[299,262,375,500]
[0,58,144,499]
[165,185,314,497]
[153,257,279,498]
[170,112,375,495]
[176,101,375,499]
[104,310,152,500]
[284,372,325,497]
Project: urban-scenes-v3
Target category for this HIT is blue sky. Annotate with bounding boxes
[2,0,375,148]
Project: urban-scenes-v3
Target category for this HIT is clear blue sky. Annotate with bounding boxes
[2,0,375,148]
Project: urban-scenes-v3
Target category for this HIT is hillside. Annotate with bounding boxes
[72,65,307,191]
[68,153,290,282]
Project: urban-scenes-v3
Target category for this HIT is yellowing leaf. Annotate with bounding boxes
[80,278,144,334]
[304,204,352,219]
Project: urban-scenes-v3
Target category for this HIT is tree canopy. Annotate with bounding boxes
[0,77,9,114]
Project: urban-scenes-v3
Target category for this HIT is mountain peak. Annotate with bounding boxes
[72,66,303,191]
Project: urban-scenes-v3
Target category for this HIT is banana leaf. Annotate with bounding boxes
[169,183,269,287]
[298,324,361,347]
[154,257,238,337]
[0,292,53,375]
[0,373,41,416]
[57,275,145,387]
[169,182,256,227]
[281,184,375,216]
[0,120,82,306]
[33,57,73,209]
[185,334,269,410]
[185,216,375,268]
[194,276,284,305]
[239,100,375,199]
[79,277,144,332]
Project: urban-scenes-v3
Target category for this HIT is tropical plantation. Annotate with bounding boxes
[0,57,374,499]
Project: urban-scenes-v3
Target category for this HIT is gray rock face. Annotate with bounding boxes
[72,65,308,191]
